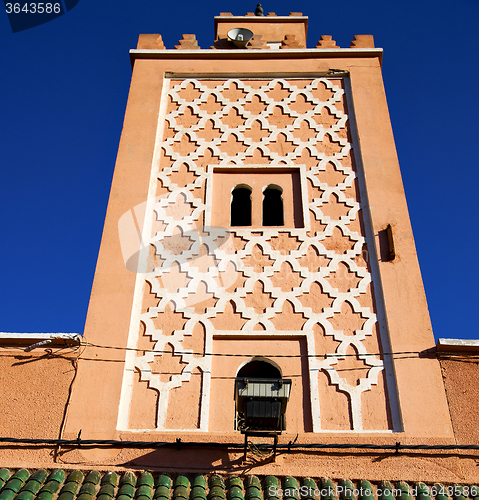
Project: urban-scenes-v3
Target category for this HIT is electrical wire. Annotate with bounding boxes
[0,436,477,453]
[76,340,479,360]
[2,337,476,361]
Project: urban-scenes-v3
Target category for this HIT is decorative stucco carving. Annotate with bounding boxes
[119,78,393,432]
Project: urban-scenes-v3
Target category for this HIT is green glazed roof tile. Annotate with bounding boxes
[320,479,336,500]
[12,471,30,482]
[78,482,96,496]
[358,481,374,500]
[98,495,115,500]
[263,477,278,488]
[244,478,260,490]
[300,480,316,500]
[245,487,261,500]
[378,482,394,500]
[118,495,134,500]
[282,478,299,500]
[30,470,48,483]
[66,471,84,484]
[136,485,153,499]
[0,489,16,500]
[138,473,154,489]
[40,480,62,494]
[263,486,279,500]
[301,478,316,488]
[121,473,137,488]
[283,478,299,490]
[209,477,225,489]
[415,483,431,500]
[227,485,244,500]
[397,482,411,494]
[173,485,188,499]
[22,479,43,494]
[37,491,54,500]
[0,470,10,485]
[16,491,34,500]
[226,478,242,490]
[192,476,207,490]
[432,483,449,500]
[155,476,171,489]
[208,486,226,500]
[60,483,80,495]
[173,476,189,489]
[191,486,208,499]
[395,482,412,500]
[98,483,115,497]
[154,485,171,499]
[77,493,94,500]
[101,472,118,487]
[118,484,136,497]
[48,470,66,484]
[472,486,479,500]
[4,478,25,493]
[339,480,355,500]
[57,492,75,500]
[84,472,101,485]
[264,493,279,500]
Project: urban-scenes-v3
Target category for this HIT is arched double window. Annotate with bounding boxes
[230,184,284,227]
[230,185,252,226]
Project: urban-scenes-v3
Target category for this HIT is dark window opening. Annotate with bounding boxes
[237,359,281,379]
[262,185,284,226]
[231,186,252,226]
[235,359,290,433]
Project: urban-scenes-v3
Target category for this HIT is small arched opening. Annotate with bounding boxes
[231,184,252,226]
[234,357,291,433]
[236,357,282,379]
[262,184,284,226]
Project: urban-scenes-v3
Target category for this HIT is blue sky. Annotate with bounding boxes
[1,0,478,341]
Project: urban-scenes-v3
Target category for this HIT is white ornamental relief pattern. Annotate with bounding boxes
[120,78,393,433]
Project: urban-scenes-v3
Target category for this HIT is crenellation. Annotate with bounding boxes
[280,34,304,49]
[316,35,339,49]
[350,34,375,48]
[175,34,200,50]
[246,35,269,49]
[137,33,165,50]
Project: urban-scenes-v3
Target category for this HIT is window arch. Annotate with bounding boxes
[236,357,282,379]
[262,184,284,226]
[231,185,252,226]
[235,357,289,432]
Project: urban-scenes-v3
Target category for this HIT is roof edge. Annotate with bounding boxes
[130,47,383,60]
[0,332,81,350]
[437,337,479,353]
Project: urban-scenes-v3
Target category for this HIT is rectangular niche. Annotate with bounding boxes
[206,165,308,229]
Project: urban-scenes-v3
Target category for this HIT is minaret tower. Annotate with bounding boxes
[62,10,453,469]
